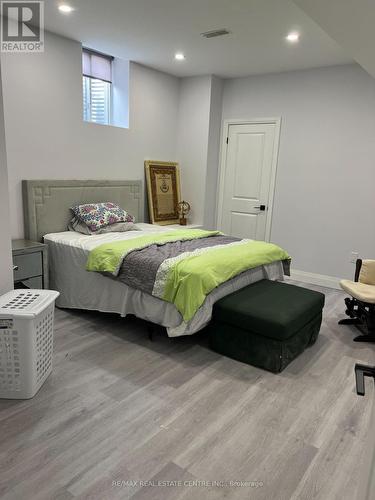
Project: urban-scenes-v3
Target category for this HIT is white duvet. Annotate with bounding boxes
[44,223,284,337]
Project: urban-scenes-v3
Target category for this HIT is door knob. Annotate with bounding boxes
[355,363,375,396]
[254,205,266,211]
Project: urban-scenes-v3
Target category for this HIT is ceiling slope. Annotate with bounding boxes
[293,0,375,78]
[42,0,351,78]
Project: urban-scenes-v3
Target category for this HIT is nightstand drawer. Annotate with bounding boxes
[14,276,43,289]
[13,252,43,281]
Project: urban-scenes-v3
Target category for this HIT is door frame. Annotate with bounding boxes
[216,117,281,242]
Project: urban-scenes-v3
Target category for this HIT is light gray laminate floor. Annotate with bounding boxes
[0,283,374,500]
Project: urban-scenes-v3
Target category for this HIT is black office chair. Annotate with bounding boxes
[338,259,375,342]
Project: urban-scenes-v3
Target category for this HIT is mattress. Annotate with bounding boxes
[44,223,284,337]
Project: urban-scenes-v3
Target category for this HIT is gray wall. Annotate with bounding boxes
[204,76,223,230]
[0,62,13,294]
[175,76,212,225]
[294,0,375,79]
[175,75,224,229]
[222,64,375,279]
[1,31,180,238]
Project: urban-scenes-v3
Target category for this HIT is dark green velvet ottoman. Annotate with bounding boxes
[209,280,325,373]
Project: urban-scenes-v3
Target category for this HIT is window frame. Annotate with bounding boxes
[82,48,114,126]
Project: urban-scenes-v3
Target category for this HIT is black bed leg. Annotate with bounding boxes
[147,323,155,341]
[353,334,375,343]
[338,318,362,326]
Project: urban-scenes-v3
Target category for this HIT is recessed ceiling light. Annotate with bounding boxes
[58,4,74,13]
[175,53,185,61]
[286,31,300,43]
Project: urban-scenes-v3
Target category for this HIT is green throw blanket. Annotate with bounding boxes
[86,229,290,322]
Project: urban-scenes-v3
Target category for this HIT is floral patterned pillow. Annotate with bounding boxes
[70,202,135,232]
[68,217,136,235]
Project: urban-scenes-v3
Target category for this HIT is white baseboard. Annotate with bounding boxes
[286,269,341,290]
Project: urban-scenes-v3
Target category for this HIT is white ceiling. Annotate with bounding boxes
[294,0,375,79]
[44,0,352,78]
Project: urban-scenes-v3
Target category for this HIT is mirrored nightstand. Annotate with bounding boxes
[11,239,48,289]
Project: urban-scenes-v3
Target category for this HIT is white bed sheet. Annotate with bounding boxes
[44,223,284,337]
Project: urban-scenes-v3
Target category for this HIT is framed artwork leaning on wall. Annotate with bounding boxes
[145,160,181,225]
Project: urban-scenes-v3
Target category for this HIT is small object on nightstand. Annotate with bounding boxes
[177,200,191,226]
[12,239,48,289]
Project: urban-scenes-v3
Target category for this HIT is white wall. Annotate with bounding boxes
[1,31,180,237]
[222,64,375,278]
[1,30,219,236]
[294,0,375,79]
[204,76,223,229]
[175,76,212,225]
[0,62,13,295]
[112,58,130,128]
[175,75,224,228]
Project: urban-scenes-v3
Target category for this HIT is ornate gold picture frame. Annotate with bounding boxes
[145,160,181,225]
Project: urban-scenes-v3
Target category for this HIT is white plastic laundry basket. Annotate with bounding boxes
[0,289,60,399]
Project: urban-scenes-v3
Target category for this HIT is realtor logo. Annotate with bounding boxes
[1,1,44,52]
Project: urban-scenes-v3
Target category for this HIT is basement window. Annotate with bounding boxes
[82,48,113,126]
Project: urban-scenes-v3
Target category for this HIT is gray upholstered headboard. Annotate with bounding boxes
[22,179,144,242]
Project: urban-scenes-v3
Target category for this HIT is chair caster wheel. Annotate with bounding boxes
[353,334,375,343]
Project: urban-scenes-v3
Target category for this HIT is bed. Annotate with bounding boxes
[23,179,286,337]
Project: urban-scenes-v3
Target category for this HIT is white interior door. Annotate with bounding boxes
[218,120,280,240]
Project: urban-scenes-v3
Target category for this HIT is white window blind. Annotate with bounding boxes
[82,48,113,125]
[83,49,112,82]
